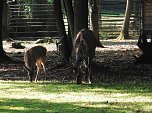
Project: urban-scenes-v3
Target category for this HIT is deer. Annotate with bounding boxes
[23,46,47,82]
[73,29,97,84]
[56,29,97,84]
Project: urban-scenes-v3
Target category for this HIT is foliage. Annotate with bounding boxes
[47,0,53,4]
[99,32,109,39]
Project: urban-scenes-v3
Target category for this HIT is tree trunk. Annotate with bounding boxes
[88,0,104,47]
[0,0,4,53]
[63,0,74,54]
[0,0,11,63]
[2,1,8,40]
[117,0,132,40]
[53,0,71,61]
[74,0,88,36]
[63,0,74,38]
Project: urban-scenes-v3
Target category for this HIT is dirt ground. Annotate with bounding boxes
[0,39,152,83]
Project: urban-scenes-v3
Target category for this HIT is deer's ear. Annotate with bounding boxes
[56,40,59,48]
[56,36,64,45]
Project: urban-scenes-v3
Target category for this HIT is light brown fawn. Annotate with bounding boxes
[24,46,47,82]
[74,29,97,84]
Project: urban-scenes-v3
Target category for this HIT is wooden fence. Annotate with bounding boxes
[8,1,58,39]
[98,0,141,38]
[7,0,141,40]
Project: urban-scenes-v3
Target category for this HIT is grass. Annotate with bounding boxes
[0,81,152,113]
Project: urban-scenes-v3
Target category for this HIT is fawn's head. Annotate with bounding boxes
[23,65,36,82]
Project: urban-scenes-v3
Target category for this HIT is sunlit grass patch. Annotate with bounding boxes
[0,81,151,113]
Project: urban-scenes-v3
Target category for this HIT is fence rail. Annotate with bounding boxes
[7,1,58,39]
[98,0,140,38]
[7,0,140,40]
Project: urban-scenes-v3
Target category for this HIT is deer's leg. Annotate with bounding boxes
[88,66,92,83]
[77,67,83,84]
[85,58,92,83]
[85,68,91,83]
[85,67,89,82]
[35,62,41,82]
[41,58,47,81]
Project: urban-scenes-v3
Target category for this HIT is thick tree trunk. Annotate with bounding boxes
[88,0,104,47]
[0,0,4,53]
[63,0,74,38]
[0,0,11,63]
[117,0,132,40]
[2,1,8,40]
[74,0,88,36]
[63,0,74,54]
[53,0,71,61]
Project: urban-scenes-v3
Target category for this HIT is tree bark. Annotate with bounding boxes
[88,0,104,47]
[117,0,132,40]
[63,0,74,38]
[63,0,74,54]
[53,0,71,61]
[2,1,8,40]
[0,0,4,53]
[0,0,11,63]
[74,0,88,36]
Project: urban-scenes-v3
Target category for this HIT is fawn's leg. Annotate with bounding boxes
[41,58,47,81]
[35,62,41,82]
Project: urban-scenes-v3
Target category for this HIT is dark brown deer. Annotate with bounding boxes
[24,46,47,82]
[56,29,97,84]
[74,29,97,84]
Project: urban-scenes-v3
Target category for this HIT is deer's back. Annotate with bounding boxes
[24,46,47,69]
[74,29,97,59]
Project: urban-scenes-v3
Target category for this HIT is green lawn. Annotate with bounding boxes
[0,81,152,113]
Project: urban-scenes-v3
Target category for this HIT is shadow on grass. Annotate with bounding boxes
[1,98,150,113]
[0,82,152,113]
